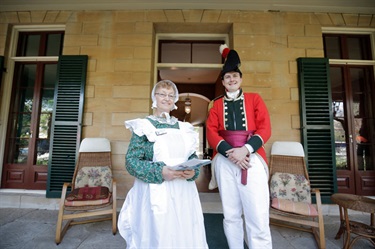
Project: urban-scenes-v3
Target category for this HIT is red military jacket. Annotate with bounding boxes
[206,90,271,164]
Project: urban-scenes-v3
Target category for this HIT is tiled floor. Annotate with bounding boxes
[1,207,374,248]
[0,191,374,249]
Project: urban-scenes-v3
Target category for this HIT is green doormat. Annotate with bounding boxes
[203,213,248,249]
[203,213,228,249]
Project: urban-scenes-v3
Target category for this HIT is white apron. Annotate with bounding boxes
[118,119,208,249]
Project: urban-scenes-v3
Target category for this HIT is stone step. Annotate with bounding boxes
[0,189,370,216]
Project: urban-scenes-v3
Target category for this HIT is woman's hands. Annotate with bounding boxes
[180,169,195,179]
[162,167,195,181]
[226,146,251,169]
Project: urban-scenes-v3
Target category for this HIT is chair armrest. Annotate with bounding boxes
[58,182,72,210]
[112,180,117,197]
[112,179,117,209]
[311,188,323,213]
[61,182,72,199]
[311,188,321,200]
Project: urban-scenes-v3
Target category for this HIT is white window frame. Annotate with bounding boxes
[154,33,229,86]
[154,33,228,159]
[322,27,375,66]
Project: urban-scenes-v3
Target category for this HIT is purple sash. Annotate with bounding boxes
[219,130,254,185]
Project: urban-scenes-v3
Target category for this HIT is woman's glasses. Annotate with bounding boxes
[155,93,175,99]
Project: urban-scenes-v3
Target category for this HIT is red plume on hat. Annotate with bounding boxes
[220,44,230,59]
[219,44,242,78]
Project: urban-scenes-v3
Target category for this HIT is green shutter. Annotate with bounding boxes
[297,57,337,204]
[46,55,88,198]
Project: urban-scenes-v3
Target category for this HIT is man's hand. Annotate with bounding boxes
[236,156,250,169]
[226,146,251,169]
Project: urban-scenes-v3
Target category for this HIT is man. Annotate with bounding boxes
[206,44,272,249]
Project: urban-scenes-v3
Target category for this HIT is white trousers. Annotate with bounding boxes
[214,153,272,249]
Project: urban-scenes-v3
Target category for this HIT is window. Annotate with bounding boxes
[323,34,372,60]
[7,31,64,166]
[159,41,223,64]
[7,62,57,165]
[323,30,375,195]
[157,39,224,88]
[16,31,64,57]
[2,28,65,190]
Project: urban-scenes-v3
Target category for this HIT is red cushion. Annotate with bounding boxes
[66,186,109,201]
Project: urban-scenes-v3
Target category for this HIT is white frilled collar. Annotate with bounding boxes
[148,112,178,125]
[224,89,243,101]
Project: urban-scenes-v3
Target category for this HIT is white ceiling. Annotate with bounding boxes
[1,0,374,14]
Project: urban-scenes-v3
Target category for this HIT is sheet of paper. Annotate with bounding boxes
[169,158,211,171]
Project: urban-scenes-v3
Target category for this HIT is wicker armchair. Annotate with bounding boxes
[269,141,326,249]
[55,138,117,244]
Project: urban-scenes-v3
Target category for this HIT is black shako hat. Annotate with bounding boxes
[219,44,242,79]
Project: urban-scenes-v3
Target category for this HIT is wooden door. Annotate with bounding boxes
[331,65,375,195]
[2,62,57,189]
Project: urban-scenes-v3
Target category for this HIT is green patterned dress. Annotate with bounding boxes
[118,115,208,249]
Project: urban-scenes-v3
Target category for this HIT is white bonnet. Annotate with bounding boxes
[151,80,179,110]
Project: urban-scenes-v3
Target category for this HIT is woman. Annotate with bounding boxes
[118,80,208,249]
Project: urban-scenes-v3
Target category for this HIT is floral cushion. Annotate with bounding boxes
[75,166,112,190]
[270,172,311,203]
[271,198,318,216]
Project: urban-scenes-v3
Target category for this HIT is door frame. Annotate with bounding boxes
[322,27,375,195]
[332,64,375,195]
[0,24,64,187]
[154,33,228,192]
